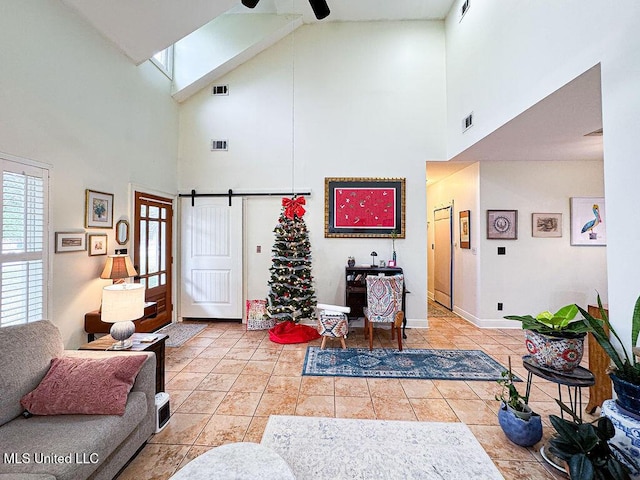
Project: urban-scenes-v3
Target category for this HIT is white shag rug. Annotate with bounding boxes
[261,416,504,480]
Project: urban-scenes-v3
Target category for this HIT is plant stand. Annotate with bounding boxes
[523,355,595,421]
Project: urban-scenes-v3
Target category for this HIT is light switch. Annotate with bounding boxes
[256,245,261,253]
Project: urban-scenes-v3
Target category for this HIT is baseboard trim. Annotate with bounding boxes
[452,306,521,329]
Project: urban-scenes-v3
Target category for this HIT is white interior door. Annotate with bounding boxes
[180,197,243,319]
[434,206,453,309]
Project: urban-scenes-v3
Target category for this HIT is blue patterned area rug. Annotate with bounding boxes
[303,347,517,381]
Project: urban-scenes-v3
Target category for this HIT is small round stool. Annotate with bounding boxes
[316,303,350,349]
[169,442,296,480]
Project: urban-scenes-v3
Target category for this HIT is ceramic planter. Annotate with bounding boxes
[610,373,640,417]
[524,329,585,372]
[497,402,543,447]
[601,399,640,476]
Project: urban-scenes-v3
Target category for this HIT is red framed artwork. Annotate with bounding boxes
[324,177,406,238]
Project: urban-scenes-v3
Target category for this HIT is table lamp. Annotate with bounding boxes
[101,283,145,350]
[100,254,138,284]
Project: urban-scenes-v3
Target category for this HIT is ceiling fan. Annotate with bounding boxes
[241,0,331,20]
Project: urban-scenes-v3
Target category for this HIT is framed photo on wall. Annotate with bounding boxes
[55,232,86,253]
[487,209,518,240]
[88,234,108,256]
[85,189,113,228]
[532,213,562,238]
[324,177,405,238]
[570,197,606,246]
[459,210,470,249]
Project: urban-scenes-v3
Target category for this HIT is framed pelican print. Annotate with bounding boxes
[570,197,606,246]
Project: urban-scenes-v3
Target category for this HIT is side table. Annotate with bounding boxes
[79,333,168,394]
[523,356,595,421]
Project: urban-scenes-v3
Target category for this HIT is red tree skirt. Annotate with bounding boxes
[269,321,320,344]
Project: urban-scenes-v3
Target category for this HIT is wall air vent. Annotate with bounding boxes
[211,140,228,151]
[212,85,229,96]
[460,0,470,21]
[462,112,473,132]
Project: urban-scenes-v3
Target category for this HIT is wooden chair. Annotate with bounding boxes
[316,303,350,349]
[363,274,404,351]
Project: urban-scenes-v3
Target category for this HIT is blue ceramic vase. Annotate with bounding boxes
[498,403,543,447]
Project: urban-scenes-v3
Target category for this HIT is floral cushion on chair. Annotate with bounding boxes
[364,274,404,323]
[318,313,349,338]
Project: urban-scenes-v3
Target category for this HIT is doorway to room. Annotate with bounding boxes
[433,205,453,310]
[134,191,173,327]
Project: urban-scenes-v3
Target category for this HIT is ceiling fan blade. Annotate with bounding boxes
[241,0,260,8]
[309,0,330,20]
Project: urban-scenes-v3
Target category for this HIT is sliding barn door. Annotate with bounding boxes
[434,206,453,309]
[180,197,243,319]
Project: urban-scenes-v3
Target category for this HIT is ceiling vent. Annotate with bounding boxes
[462,112,473,132]
[460,0,470,21]
[212,85,229,96]
[211,140,228,151]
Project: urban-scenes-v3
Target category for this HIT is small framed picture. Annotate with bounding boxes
[85,189,114,228]
[487,210,518,240]
[532,213,562,238]
[459,210,470,249]
[387,260,396,267]
[88,234,108,256]
[55,232,87,253]
[570,197,606,246]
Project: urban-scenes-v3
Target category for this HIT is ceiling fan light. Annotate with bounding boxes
[309,0,330,20]
[241,0,261,8]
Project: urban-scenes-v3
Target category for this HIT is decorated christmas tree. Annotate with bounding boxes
[265,196,316,323]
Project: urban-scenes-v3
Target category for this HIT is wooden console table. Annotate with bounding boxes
[79,333,167,394]
[586,303,612,413]
[84,301,163,342]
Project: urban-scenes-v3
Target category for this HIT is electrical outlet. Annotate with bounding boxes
[497,303,503,311]
[498,247,506,255]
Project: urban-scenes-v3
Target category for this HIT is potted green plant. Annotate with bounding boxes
[578,295,640,416]
[495,357,542,447]
[505,304,592,372]
[547,401,635,479]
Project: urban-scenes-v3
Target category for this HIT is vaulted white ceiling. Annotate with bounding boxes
[58,0,602,172]
[60,0,456,65]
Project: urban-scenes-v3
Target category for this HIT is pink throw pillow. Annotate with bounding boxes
[21,355,147,416]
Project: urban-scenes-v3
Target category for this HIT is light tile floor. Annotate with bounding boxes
[117,308,595,479]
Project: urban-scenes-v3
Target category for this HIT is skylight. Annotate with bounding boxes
[151,46,174,79]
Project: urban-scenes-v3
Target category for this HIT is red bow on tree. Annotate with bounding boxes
[283,196,306,219]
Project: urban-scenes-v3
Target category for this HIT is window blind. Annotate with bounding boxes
[0,159,48,327]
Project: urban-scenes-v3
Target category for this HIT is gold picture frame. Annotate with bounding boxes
[324,177,406,238]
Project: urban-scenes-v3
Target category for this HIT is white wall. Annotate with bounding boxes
[479,160,607,322]
[445,0,640,345]
[179,20,448,325]
[0,0,179,347]
[426,162,480,320]
[427,160,606,328]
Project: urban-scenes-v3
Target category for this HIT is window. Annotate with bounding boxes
[0,157,49,327]
[151,46,174,80]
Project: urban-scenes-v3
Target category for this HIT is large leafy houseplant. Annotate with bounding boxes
[547,401,633,480]
[505,304,591,336]
[578,294,640,416]
[578,295,640,385]
[505,304,591,372]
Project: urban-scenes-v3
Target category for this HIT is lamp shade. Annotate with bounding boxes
[101,283,145,324]
[100,255,138,280]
